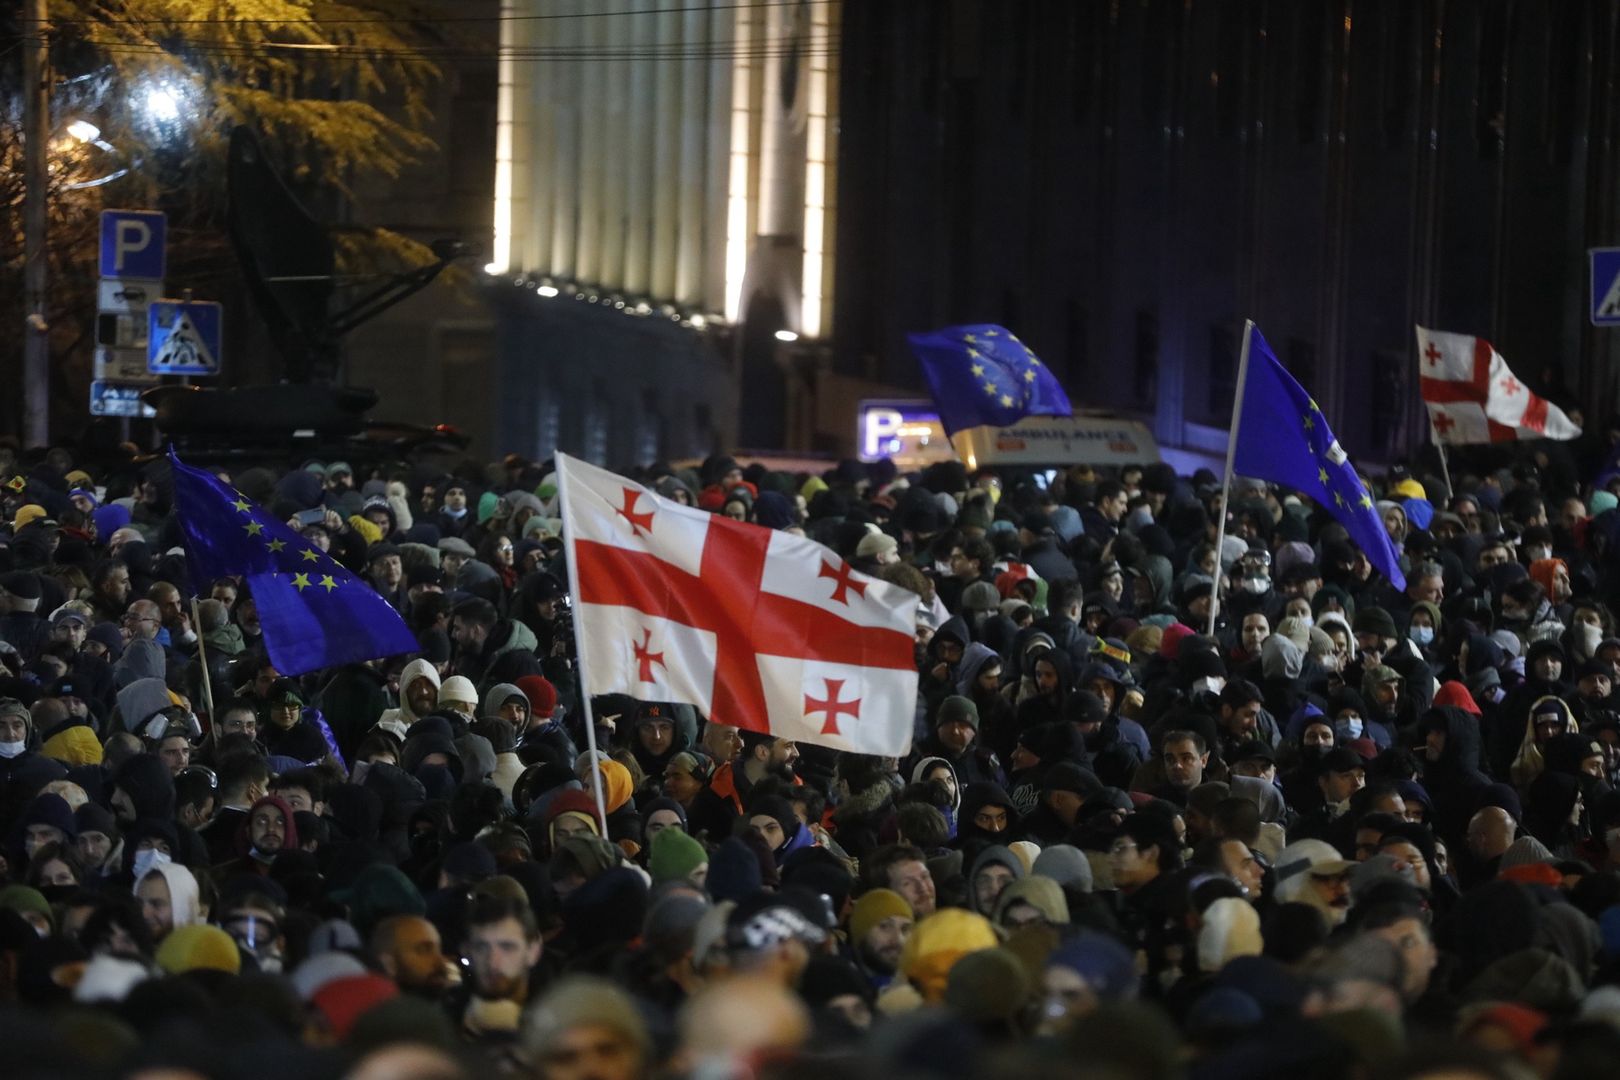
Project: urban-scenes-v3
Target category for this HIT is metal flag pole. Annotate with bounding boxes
[191,597,216,721]
[553,452,610,829]
[1427,411,1455,501]
[1208,319,1256,638]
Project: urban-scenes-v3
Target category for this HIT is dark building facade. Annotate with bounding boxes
[832,0,1620,466]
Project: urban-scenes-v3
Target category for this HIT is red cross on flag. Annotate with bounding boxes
[555,454,921,756]
[1415,326,1581,444]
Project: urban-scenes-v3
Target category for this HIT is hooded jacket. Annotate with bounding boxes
[376,658,443,740]
[1510,696,1580,793]
[1419,706,1493,849]
[967,843,1027,915]
[956,643,1018,761]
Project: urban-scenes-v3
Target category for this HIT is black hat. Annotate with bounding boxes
[1229,740,1276,765]
[366,542,401,563]
[0,571,40,600]
[1578,658,1615,681]
[1043,761,1103,798]
[407,564,443,588]
[1062,690,1108,728]
[528,573,567,601]
[1351,607,1399,641]
[1320,748,1365,775]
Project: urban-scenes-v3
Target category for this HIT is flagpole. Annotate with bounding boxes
[191,597,216,722]
[553,453,610,829]
[1208,320,1256,638]
[1426,412,1454,501]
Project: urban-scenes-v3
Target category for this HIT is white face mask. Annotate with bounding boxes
[1295,613,1315,629]
[1242,576,1270,595]
[1335,716,1364,740]
[132,848,172,880]
[0,740,25,759]
[1193,676,1226,696]
[1410,627,1435,647]
[1526,547,1552,563]
[1578,623,1604,658]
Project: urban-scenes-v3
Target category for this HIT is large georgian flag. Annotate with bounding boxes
[1416,326,1581,444]
[555,454,921,757]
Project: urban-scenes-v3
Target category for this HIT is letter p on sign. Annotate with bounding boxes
[99,210,167,280]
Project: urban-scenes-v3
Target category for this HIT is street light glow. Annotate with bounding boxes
[144,85,181,122]
[66,120,101,142]
[774,329,799,342]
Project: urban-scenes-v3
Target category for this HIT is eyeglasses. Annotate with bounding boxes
[1108,840,1139,856]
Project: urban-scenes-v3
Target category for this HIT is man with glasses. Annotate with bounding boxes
[120,599,164,645]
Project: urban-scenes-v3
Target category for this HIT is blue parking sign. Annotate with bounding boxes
[99,210,167,280]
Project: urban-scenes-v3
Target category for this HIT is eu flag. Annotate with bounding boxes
[169,450,420,676]
[1232,327,1406,591]
[906,323,1073,436]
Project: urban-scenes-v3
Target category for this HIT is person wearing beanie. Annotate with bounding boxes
[992,875,1071,931]
[155,924,242,977]
[910,694,1001,789]
[893,908,999,1005]
[943,947,1035,1034]
[511,675,579,765]
[854,530,899,567]
[437,675,479,719]
[704,837,764,904]
[648,826,709,887]
[312,973,401,1042]
[799,955,877,1031]
[847,888,914,989]
[524,976,651,1080]
[745,794,814,867]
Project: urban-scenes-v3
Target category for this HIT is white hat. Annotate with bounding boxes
[439,675,479,706]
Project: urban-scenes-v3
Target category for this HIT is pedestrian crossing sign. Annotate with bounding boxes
[148,299,223,375]
[1591,248,1620,326]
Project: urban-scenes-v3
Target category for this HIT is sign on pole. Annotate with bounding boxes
[1591,247,1620,326]
[94,210,167,410]
[99,210,167,280]
[148,299,223,376]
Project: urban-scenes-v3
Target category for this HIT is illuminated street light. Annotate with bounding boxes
[774,329,799,343]
[144,84,181,122]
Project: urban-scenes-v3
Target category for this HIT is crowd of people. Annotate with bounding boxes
[0,435,1619,1080]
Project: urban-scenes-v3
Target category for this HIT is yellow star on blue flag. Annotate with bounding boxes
[906,323,1073,436]
[168,448,420,678]
[1230,325,1406,590]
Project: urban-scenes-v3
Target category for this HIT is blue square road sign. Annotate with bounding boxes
[99,210,167,280]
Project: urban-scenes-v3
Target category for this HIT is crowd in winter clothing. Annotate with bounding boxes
[2,438,1620,1080]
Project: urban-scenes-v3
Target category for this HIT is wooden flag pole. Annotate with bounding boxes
[191,597,216,721]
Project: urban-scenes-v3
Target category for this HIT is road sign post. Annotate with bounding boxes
[95,210,167,415]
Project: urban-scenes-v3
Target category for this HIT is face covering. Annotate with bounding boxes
[1295,613,1315,629]
[0,740,25,759]
[1578,623,1603,659]
[1192,677,1226,696]
[1242,576,1270,595]
[132,848,172,880]
[1410,627,1435,647]
[1526,547,1551,563]
[444,506,467,519]
[1334,716,1364,740]
[1300,743,1332,762]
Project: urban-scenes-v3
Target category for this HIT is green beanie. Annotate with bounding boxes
[477,490,501,524]
[936,695,980,732]
[648,827,709,885]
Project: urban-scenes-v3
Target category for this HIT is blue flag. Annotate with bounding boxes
[1232,327,1407,591]
[168,450,420,676]
[906,323,1073,436]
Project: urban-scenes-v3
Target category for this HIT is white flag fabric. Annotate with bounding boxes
[554,453,920,757]
[1416,326,1581,444]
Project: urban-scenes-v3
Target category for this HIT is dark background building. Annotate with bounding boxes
[828,0,1620,468]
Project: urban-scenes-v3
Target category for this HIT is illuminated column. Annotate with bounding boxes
[490,0,521,272]
[575,6,608,285]
[549,0,580,279]
[599,6,629,288]
[674,5,709,304]
[649,4,683,300]
[757,0,806,240]
[723,3,758,320]
[702,3,734,315]
[622,0,655,296]
[801,1,838,338]
[527,4,554,275]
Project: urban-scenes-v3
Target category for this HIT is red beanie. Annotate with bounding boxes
[311,974,398,1039]
[1159,622,1196,659]
[516,675,557,718]
[1433,680,1482,716]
